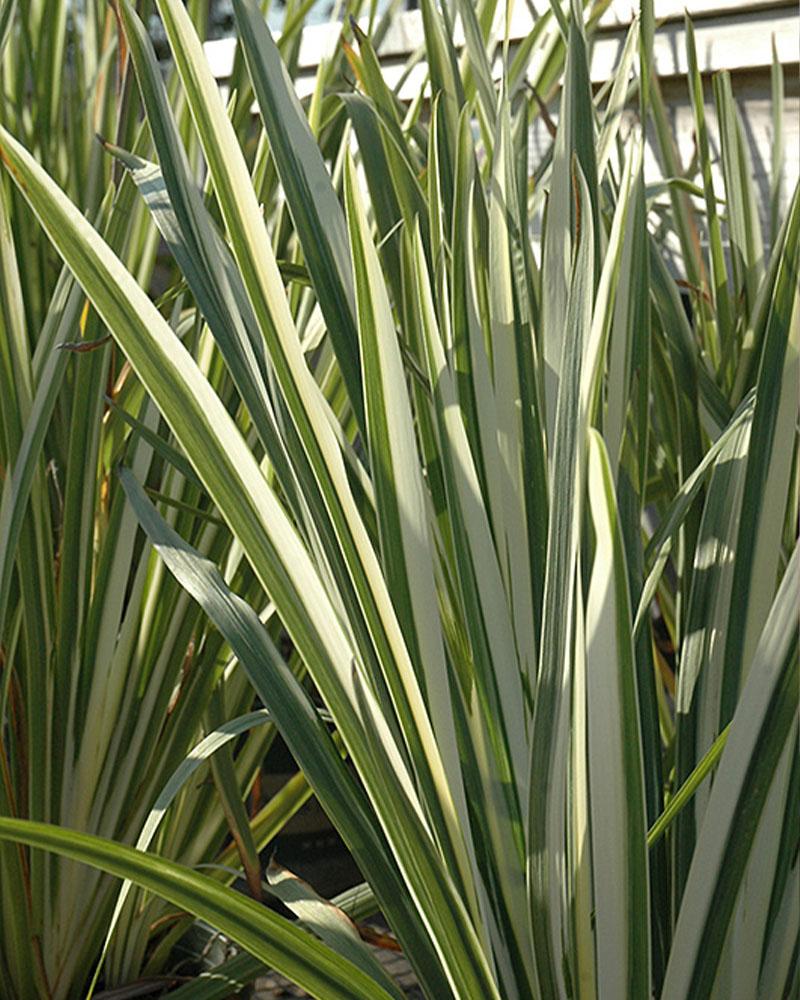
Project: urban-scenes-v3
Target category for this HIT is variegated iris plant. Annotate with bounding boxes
[0,1,328,995]
[0,0,797,998]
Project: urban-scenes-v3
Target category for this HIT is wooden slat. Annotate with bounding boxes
[204,4,799,86]
[591,8,798,81]
[599,0,796,27]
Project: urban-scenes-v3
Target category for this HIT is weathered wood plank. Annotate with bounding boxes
[203,3,798,82]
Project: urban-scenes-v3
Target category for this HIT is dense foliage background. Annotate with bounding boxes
[0,0,797,997]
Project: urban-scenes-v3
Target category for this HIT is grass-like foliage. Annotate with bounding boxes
[0,1,317,994]
[0,0,797,997]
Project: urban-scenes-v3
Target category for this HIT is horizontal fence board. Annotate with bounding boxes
[599,0,796,26]
[204,3,799,83]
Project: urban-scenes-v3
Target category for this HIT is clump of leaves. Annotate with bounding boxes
[0,0,796,998]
